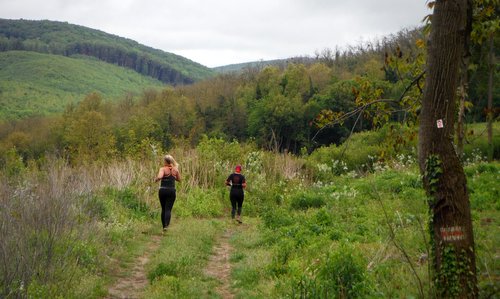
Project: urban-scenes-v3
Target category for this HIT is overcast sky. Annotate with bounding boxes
[0,0,431,68]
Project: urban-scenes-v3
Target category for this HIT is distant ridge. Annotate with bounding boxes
[0,18,215,84]
[212,56,316,73]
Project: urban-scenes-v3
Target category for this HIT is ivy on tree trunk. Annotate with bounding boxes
[418,0,478,297]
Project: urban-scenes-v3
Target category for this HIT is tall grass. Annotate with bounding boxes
[0,130,497,298]
[0,157,159,298]
[0,159,88,297]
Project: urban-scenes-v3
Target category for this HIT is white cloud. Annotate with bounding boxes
[0,0,431,67]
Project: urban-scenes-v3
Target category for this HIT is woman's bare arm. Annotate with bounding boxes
[154,168,164,182]
[174,168,181,182]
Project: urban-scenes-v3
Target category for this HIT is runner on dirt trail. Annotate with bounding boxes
[154,154,181,232]
[225,165,246,223]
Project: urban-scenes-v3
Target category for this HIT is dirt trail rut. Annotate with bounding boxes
[106,234,162,299]
[204,228,234,299]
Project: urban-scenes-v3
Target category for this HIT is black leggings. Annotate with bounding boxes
[230,189,244,218]
[159,188,176,228]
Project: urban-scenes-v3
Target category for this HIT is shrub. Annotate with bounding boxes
[82,194,111,220]
[176,187,224,217]
[0,161,85,298]
[116,188,149,214]
[261,206,294,230]
[308,142,383,179]
[290,191,326,210]
[292,244,370,298]
[268,238,296,277]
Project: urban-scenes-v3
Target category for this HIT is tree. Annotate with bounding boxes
[62,93,116,162]
[418,0,478,297]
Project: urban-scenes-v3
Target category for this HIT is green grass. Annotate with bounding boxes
[229,217,275,298]
[0,51,165,119]
[223,162,499,298]
[1,141,497,298]
[142,218,226,298]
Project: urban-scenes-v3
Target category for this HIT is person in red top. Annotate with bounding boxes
[154,154,181,232]
[225,165,247,223]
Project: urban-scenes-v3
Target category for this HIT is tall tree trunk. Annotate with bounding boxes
[487,33,494,161]
[418,0,478,298]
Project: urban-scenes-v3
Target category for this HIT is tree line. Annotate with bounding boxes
[0,19,497,166]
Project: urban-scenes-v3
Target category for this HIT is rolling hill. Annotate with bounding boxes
[0,18,219,120]
[0,51,165,120]
[0,18,215,84]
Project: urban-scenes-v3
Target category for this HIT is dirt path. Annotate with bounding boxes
[204,228,234,299]
[105,234,162,299]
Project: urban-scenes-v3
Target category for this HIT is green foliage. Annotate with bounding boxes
[466,162,500,211]
[308,129,386,178]
[179,136,256,192]
[2,147,25,178]
[0,51,164,120]
[114,187,151,216]
[0,147,497,298]
[0,17,498,298]
[261,206,294,230]
[289,190,326,210]
[424,154,442,195]
[292,244,369,298]
[176,187,224,218]
[62,94,117,163]
[436,246,476,298]
[462,122,500,161]
[148,262,181,282]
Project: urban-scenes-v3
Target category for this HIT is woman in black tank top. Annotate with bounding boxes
[225,165,247,223]
[154,154,181,232]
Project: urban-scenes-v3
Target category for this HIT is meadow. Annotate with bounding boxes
[0,124,498,298]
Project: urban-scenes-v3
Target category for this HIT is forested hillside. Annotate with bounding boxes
[0,51,165,119]
[0,25,498,163]
[0,19,215,84]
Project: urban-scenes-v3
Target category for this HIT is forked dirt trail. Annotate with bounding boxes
[106,234,162,299]
[204,228,234,299]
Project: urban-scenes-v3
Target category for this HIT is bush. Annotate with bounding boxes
[309,143,382,177]
[261,206,294,230]
[290,191,326,210]
[116,187,150,214]
[82,194,111,220]
[0,162,86,298]
[176,187,224,217]
[291,244,370,298]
